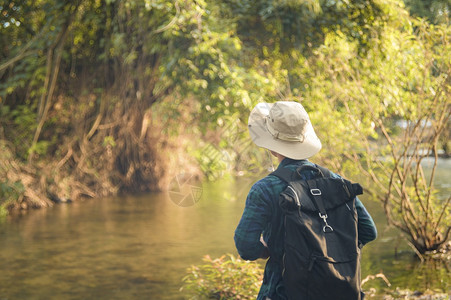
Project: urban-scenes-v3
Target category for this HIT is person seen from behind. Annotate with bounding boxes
[234,101,377,300]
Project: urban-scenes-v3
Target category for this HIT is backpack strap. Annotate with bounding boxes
[294,163,335,179]
[306,179,326,215]
[272,164,333,183]
[315,164,333,178]
[303,164,331,214]
[270,167,296,183]
[306,178,334,233]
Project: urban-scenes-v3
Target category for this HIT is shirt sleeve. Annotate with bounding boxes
[355,197,377,246]
[234,181,272,261]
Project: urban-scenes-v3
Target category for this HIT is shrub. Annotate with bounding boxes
[181,254,263,299]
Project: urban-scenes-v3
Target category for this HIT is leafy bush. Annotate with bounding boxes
[181,254,263,300]
[0,179,25,218]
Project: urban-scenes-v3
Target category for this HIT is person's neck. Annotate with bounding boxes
[275,153,285,163]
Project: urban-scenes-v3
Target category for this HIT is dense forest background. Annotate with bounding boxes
[0,0,450,253]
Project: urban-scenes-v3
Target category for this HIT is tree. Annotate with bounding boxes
[0,0,277,209]
[301,15,450,253]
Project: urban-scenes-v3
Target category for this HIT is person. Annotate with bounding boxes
[234,101,377,300]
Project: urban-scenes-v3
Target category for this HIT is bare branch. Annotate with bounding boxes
[433,196,451,234]
[0,24,48,72]
[152,1,180,34]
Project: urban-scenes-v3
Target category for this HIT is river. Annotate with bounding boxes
[0,159,450,299]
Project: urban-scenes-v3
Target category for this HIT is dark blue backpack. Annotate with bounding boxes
[271,164,364,300]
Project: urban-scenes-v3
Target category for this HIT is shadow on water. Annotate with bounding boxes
[0,160,449,299]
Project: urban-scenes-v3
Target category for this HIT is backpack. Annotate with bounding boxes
[271,164,364,300]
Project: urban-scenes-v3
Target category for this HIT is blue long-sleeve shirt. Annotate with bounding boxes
[234,158,377,300]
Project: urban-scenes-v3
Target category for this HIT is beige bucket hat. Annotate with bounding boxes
[248,101,322,160]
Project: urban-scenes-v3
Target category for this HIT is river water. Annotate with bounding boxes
[0,159,450,299]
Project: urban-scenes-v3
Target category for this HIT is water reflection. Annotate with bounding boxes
[0,179,249,300]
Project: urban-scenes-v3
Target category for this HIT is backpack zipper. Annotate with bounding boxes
[287,185,300,207]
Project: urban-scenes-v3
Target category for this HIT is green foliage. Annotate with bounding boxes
[0,104,37,159]
[181,254,263,300]
[156,0,272,126]
[102,136,116,148]
[192,142,232,181]
[0,179,25,217]
[403,0,450,24]
[225,0,389,56]
[27,140,49,157]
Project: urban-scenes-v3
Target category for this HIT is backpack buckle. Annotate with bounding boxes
[319,213,334,233]
[310,188,322,196]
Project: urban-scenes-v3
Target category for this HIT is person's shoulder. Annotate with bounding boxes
[252,174,278,187]
[249,172,284,193]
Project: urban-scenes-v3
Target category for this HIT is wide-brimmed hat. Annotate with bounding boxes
[248,101,321,160]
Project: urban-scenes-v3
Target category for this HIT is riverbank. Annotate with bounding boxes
[379,289,449,299]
